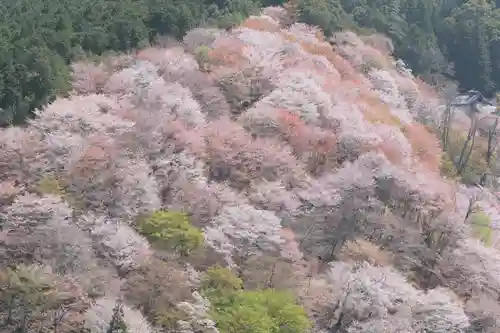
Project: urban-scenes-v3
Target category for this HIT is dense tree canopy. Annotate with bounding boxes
[1,0,500,125]
[0,0,261,126]
[3,5,500,332]
[294,0,500,96]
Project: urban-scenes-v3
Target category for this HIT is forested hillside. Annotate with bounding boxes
[297,0,500,94]
[2,4,500,332]
[1,0,500,125]
[0,0,264,125]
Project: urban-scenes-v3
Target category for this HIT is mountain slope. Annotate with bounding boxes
[1,6,500,333]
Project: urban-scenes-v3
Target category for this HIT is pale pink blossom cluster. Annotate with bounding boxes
[84,297,153,333]
[321,262,470,333]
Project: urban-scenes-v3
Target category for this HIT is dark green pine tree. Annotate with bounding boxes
[107,299,128,333]
[475,14,494,94]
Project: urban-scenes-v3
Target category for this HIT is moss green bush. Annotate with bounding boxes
[195,45,211,72]
[202,266,243,295]
[469,211,493,247]
[137,210,204,256]
[36,176,66,196]
[202,266,311,333]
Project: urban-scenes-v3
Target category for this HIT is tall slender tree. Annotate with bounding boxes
[107,299,128,333]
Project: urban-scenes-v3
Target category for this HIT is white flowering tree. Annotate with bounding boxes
[322,262,469,333]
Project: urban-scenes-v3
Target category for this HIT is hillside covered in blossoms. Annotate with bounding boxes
[2,5,500,333]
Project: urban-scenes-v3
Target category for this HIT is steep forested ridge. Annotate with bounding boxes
[1,0,500,125]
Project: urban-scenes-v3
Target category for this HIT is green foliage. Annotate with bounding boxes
[208,0,261,30]
[137,210,204,256]
[469,211,493,247]
[36,176,66,196]
[35,175,84,211]
[459,147,489,185]
[107,299,129,333]
[440,154,458,180]
[211,289,311,333]
[153,308,188,329]
[0,0,263,126]
[195,45,212,72]
[296,0,354,36]
[440,130,490,185]
[0,264,57,330]
[215,303,276,333]
[295,0,500,97]
[202,266,243,296]
[202,266,311,333]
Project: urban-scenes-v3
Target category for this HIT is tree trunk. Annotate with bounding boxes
[456,111,478,175]
[441,102,453,151]
[481,116,499,185]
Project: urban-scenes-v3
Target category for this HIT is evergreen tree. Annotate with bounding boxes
[107,299,128,333]
[476,15,494,94]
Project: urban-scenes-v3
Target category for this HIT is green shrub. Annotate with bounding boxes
[35,176,84,212]
[439,154,458,180]
[137,210,204,256]
[296,0,353,36]
[202,266,243,294]
[208,0,260,30]
[202,266,311,333]
[153,308,188,329]
[36,176,66,196]
[195,45,211,71]
[211,289,311,333]
[441,130,490,185]
[469,211,493,247]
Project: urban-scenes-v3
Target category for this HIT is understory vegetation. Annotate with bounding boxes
[3,3,500,333]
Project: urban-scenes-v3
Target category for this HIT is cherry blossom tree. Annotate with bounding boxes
[202,118,302,189]
[32,94,134,136]
[163,69,231,120]
[204,204,285,263]
[122,257,193,327]
[183,28,226,54]
[321,262,469,333]
[1,194,95,276]
[290,153,382,260]
[137,47,199,75]
[65,135,160,218]
[0,126,48,185]
[71,62,110,95]
[465,295,500,333]
[217,66,275,115]
[78,214,151,273]
[439,239,500,301]
[134,79,206,127]
[258,70,332,125]
[84,296,152,333]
